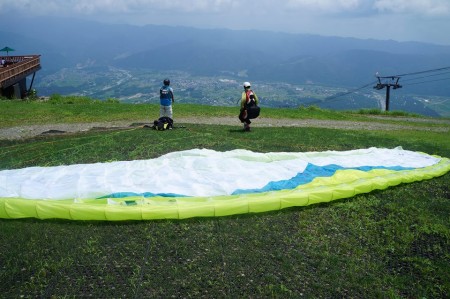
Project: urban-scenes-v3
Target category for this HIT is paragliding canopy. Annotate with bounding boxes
[0,147,448,221]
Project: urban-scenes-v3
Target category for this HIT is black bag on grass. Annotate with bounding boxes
[153,117,173,130]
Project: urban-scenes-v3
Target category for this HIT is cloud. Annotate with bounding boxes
[373,0,450,16]
[1,0,449,45]
[2,0,449,17]
[282,0,450,17]
[0,0,242,15]
[285,0,362,13]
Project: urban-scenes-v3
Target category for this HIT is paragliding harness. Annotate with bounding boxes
[152,117,173,130]
[241,89,260,120]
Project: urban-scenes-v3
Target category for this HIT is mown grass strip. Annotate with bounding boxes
[2,99,446,128]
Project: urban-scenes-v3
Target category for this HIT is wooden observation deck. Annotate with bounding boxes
[0,55,41,99]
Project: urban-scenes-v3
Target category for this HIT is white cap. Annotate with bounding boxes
[243,82,251,88]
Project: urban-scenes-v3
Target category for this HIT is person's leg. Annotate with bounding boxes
[239,109,247,123]
[244,119,251,131]
[166,105,173,120]
[160,105,165,118]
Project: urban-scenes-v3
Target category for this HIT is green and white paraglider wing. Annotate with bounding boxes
[0,147,449,220]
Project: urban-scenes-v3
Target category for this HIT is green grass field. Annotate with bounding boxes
[0,99,449,298]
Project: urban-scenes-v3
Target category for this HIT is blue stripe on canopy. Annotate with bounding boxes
[101,163,413,198]
[231,164,412,195]
[99,192,187,199]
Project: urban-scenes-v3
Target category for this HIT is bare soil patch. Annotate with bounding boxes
[0,116,448,140]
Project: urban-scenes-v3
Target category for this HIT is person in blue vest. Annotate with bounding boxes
[159,78,174,119]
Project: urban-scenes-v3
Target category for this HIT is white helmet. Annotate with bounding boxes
[243,82,251,88]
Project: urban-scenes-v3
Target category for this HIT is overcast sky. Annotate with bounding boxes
[1,0,450,45]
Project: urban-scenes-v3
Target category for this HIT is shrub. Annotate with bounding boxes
[48,94,95,104]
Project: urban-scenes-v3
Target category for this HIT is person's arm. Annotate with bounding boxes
[240,92,246,109]
[170,88,174,103]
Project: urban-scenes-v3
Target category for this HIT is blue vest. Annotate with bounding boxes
[160,85,173,106]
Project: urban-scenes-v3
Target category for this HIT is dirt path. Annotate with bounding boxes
[0,116,449,140]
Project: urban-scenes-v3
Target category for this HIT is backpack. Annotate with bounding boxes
[244,90,260,119]
[153,117,173,130]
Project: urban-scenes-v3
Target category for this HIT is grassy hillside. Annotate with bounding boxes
[1,96,448,128]
[0,99,449,298]
[1,97,357,127]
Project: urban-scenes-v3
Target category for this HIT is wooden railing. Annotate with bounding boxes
[0,55,41,88]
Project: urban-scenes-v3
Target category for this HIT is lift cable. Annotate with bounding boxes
[324,80,377,101]
[401,76,450,86]
[400,70,450,82]
[392,66,450,77]
[306,66,450,105]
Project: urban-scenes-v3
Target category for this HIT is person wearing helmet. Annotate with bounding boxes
[239,81,260,131]
[159,78,174,119]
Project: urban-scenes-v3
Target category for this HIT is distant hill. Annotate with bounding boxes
[1,15,450,98]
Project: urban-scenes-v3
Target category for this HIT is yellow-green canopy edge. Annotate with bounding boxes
[1,157,448,221]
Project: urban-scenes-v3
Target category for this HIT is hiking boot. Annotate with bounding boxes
[244,124,251,131]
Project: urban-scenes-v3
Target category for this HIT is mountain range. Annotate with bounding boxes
[1,16,450,99]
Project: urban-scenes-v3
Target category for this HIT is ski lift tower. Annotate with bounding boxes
[373,75,402,111]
